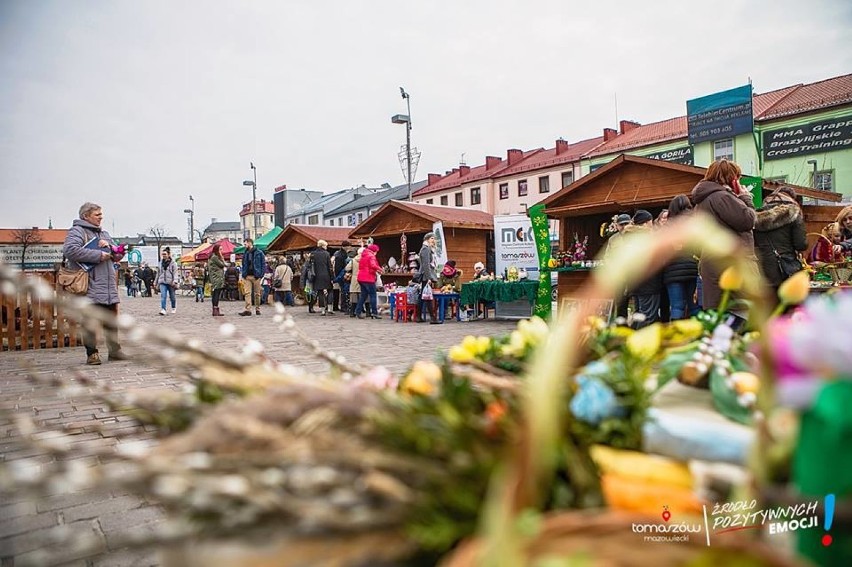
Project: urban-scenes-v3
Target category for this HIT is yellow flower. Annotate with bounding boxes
[501,330,526,357]
[448,344,474,363]
[626,323,662,360]
[778,270,809,305]
[730,371,759,395]
[402,361,442,396]
[719,266,743,291]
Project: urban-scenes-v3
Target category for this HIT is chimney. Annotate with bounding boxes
[619,120,640,134]
[459,165,471,176]
[485,156,502,170]
[603,128,618,141]
[555,139,570,155]
[507,148,523,166]
[427,173,442,185]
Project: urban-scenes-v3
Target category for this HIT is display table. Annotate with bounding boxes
[460,280,539,307]
[433,292,460,322]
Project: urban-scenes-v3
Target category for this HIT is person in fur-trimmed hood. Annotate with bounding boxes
[753,187,807,293]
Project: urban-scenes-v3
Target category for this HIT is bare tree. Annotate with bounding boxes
[11,228,43,270]
[148,225,168,257]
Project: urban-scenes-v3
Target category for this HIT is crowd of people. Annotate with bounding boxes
[61,181,851,365]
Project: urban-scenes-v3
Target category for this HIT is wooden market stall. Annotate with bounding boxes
[348,201,494,288]
[541,154,844,298]
[266,225,354,295]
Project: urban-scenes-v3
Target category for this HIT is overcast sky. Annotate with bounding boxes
[1,0,850,239]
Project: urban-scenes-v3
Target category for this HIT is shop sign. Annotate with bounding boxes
[0,244,63,270]
[762,116,852,161]
[687,84,753,144]
[641,146,694,165]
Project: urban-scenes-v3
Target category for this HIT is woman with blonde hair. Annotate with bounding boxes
[810,222,844,263]
[832,205,852,256]
[690,159,757,309]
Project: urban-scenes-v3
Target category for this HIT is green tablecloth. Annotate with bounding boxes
[460,280,540,306]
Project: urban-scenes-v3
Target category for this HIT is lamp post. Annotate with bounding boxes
[243,162,258,240]
[392,86,413,201]
[183,195,195,245]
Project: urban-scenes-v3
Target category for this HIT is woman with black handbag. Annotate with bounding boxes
[753,187,808,305]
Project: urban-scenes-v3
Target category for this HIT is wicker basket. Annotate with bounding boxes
[442,510,801,567]
[830,265,851,284]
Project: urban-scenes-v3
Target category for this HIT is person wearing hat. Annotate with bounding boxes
[472,261,486,280]
[415,232,441,324]
[355,243,383,319]
[753,187,807,304]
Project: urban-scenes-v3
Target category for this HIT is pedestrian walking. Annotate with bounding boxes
[239,238,266,316]
[206,244,226,316]
[155,248,178,315]
[310,240,335,316]
[62,202,127,365]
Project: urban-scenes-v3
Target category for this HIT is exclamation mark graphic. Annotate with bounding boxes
[822,493,835,547]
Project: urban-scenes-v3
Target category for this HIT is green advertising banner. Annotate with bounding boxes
[528,203,552,320]
[740,175,762,209]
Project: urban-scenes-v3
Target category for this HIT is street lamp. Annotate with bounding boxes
[392,86,413,201]
[243,164,258,240]
[183,195,195,245]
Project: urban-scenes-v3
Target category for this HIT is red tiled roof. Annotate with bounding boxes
[586,116,687,156]
[0,228,69,245]
[284,225,353,243]
[414,149,542,196]
[494,137,604,178]
[757,74,852,120]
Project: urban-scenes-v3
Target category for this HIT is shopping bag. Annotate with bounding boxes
[57,267,89,295]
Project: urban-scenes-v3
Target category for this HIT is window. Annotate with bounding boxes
[357,212,364,223]
[499,183,509,200]
[518,179,528,197]
[539,176,550,193]
[348,214,357,226]
[308,214,319,225]
[455,192,463,206]
[440,195,448,206]
[813,170,834,191]
[329,219,334,226]
[470,187,481,205]
[561,170,574,188]
[713,139,734,161]
[426,198,433,204]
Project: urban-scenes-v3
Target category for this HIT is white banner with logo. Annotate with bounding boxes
[432,221,448,267]
[493,214,539,279]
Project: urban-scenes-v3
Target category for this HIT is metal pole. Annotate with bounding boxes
[251,162,258,239]
[189,195,195,245]
[404,91,413,201]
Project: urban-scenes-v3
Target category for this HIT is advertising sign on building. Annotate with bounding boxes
[0,244,64,270]
[687,84,753,144]
[493,214,540,282]
[762,116,852,161]
[641,145,694,165]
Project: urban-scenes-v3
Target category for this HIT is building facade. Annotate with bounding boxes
[239,200,275,241]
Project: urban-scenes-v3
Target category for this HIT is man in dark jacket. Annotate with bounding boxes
[753,187,808,299]
[140,263,155,297]
[239,238,266,316]
[331,240,350,312]
[62,202,127,365]
[310,240,335,315]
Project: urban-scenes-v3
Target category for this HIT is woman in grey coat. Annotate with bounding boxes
[416,232,441,324]
[62,202,127,365]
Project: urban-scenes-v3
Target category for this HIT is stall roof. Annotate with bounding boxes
[542,155,841,217]
[349,200,493,238]
[179,242,212,264]
[195,238,237,261]
[234,225,283,254]
[267,225,353,254]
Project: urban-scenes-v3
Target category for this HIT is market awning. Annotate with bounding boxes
[179,242,212,264]
[195,238,237,261]
[234,226,283,254]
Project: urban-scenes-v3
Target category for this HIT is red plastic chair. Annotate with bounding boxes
[394,292,419,322]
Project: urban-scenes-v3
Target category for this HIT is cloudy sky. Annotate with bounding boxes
[1,0,850,239]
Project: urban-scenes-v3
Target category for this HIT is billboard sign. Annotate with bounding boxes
[0,244,64,270]
[687,84,753,144]
[493,214,539,280]
[641,145,694,165]
[762,115,852,161]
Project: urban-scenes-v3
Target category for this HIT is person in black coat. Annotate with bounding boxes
[331,240,350,311]
[753,187,808,303]
[309,240,335,315]
[625,210,663,329]
[662,195,700,320]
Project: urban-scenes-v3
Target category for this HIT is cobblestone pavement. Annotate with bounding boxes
[0,293,516,566]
